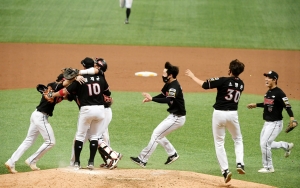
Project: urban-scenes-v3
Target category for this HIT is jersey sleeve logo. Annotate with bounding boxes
[209,77,219,81]
[282,97,291,107]
[168,88,176,98]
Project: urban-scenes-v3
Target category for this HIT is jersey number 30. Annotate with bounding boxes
[225,89,241,103]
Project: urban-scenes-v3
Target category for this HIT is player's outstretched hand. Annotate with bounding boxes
[247,103,256,109]
[185,69,195,78]
[142,92,152,103]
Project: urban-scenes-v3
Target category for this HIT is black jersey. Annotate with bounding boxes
[155,80,186,115]
[36,82,64,116]
[202,77,244,111]
[66,74,110,107]
[260,87,291,121]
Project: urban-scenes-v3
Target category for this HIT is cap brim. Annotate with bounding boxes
[263,73,268,77]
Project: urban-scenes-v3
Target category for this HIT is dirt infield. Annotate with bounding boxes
[1,43,299,187]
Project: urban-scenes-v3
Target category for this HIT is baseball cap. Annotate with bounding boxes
[56,73,65,82]
[263,71,279,80]
[81,57,95,68]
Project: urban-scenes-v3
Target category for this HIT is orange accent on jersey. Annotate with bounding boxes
[264,98,274,105]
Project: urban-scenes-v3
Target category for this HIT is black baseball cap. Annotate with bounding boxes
[263,71,279,80]
[56,73,65,82]
[81,57,95,68]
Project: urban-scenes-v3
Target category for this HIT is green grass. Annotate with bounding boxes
[0,89,299,188]
[0,0,300,50]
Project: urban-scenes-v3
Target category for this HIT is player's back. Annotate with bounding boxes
[72,74,108,106]
[213,77,244,111]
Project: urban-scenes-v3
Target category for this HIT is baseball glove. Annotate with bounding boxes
[285,120,298,133]
[103,94,113,107]
[43,88,54,103]
[63,68,79,80]
[36,84,48,94]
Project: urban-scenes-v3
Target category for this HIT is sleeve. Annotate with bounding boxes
[202,77,222,90]
[256,103,264,108]
[65,81,78,94]
[279,91,294,117]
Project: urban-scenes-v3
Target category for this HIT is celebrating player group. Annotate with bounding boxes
[4,58,297,184]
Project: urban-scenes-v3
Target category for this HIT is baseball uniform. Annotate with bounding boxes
[5,78,64,173]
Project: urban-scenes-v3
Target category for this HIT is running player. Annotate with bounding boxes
[130,61,186,167]
[5,74,66,174]
[185,59,246,183]
[247,71,295,173]
[51,57,122,170]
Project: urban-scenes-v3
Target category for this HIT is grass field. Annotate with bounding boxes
[0,0,300,49]
[1,0,300,188]
[0,90,299,187]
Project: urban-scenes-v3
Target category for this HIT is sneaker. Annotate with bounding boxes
[74,162,81,170]
[87,162,94,170]
[109,153,122,170]
[164,152,179,165]
[236,163,245,174]
[258,167,275,173]
[4,161,18,174]
[124,19,129,24]
[25,159,40,171]
[130,157,146,168]
[223,170,232,183]
[284,143,294,158]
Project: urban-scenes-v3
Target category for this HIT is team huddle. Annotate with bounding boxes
[4,58,297,184]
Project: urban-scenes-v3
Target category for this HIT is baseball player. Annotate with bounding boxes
[247,71,295,173]
[4,74,66,174]
[130,61,186,168]
[120,0,133,24]
[49,57,122,170]
[185,59,246,183]
[69,58,114,168]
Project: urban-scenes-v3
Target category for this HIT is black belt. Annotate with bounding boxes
[37,110,49,116]
[172,114,184,117]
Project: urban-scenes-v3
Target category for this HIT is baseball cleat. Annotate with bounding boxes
[258,167,275,173]
[164,152,179,165]
[236,163,245,174]
[284,143,294,158]
[223,170,232,183]
[109,153,122,170]
[74,162,81,170]
[87,162,94,170]
[25,159,40,171]
[130,157,147,168]
[5,161,18,174]
[124,19,129,24]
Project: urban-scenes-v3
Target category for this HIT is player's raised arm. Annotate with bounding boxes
[185,69,205,86]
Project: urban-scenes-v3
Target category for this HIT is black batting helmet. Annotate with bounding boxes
[95,58,107,72]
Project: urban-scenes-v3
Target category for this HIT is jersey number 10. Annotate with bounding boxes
[87,83,101,96]
[225,89,241,103]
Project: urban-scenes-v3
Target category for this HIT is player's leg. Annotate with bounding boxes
[87,105,109,169]
[226,111,245,174]
[5,112,40,173]
[156,115,185,164]
[26,112,56,170]
[74,106,94,168]
[138,114,185,163]
[212,110,230,177]
[259,120,283,171]
[271,141,294,157]
[125,0,133,24]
